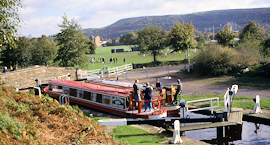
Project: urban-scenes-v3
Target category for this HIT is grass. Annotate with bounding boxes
[85,45,198,70]
[179,94,270,110]
[111,125,167,145]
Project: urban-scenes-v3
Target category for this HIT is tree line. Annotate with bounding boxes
[1,14,96,69]
[119,20,270,76]
[1,0,270,77]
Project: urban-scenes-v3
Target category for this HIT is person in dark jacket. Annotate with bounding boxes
[143,82,153,112]
[155,78,162,90]
[133,79,141,109]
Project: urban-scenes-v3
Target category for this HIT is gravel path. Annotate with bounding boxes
[119,71,270,98]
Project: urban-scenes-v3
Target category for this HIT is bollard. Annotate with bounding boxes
[34,87,41,97]
[35,78,39,87]
[179,99,186,118]
[67,73,71,80]
[252,95,262,114]
[170,120,183,144]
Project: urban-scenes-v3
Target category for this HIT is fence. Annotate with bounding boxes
[107,63,133,78]
[186,97,219,115]
[78,69,103,80]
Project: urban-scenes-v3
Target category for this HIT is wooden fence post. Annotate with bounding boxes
[107,67,110,78]
[115,68,118,79]
[125,69,128,80]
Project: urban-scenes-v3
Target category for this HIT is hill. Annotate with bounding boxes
[0,85,119,144]
[83,7,270,40]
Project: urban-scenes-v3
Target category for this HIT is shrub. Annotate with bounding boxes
[0,111,25,141]
[193,43,236,76]
[234,41,263,66]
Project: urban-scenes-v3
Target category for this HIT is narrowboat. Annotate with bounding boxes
[44,79,167,119]
[88,79,181,117]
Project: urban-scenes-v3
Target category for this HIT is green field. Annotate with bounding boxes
[85,45,197,70]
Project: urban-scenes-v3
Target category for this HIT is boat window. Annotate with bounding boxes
[49,84,52,91]
[52,85,63,94]
[112,96,125,109]
[63,87,69,95]
[83,91,92,100]
[103,95,111,105]
[96,94,102,103]
[69,88,77,97]
[78,90,83,98]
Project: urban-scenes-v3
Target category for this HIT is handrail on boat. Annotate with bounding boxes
[130,96,163,113]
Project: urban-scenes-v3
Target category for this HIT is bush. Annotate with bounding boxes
[234,41,263,66]
[193,43,236,76]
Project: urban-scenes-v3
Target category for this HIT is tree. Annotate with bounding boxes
[137,25,167,62]
[0,0,22,47]
[196,32,205,48]
[215,25,237,46]
[168,22,196,52]
[1,37,32,67]
[239,21,263,43]
[54,14,89,67]
[87,40,96,54]
[119,32,138,45]
[30,35,58,65]
[261,38,270,58]
[16,36,32,67]
[112,37,121,45]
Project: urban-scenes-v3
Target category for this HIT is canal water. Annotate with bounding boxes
[182,113,270,145]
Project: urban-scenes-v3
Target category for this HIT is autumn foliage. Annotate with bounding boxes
[0,85,119,144]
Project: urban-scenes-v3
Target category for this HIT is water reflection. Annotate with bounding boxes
[183,121,270,145]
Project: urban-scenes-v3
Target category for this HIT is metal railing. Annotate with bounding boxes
[130,96,163,113]
[186,97,219,114]
[59,94,70,105]
[58,74,70,80]
[38,77,56,86]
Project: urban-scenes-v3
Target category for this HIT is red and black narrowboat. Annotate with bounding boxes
[44,79,167,119]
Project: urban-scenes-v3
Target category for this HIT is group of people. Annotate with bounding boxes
[87,56,106,65]
[2,66,15,73]
[133,78,182,112]
[88,56,126,65]
[109,57,118,64]
[133,79,153,112]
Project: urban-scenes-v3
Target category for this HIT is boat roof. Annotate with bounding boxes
[49,79,130,97]
[90,79,133,88]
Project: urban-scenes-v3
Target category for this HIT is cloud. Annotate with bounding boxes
[18,0,270,37]
[18,16,62,37]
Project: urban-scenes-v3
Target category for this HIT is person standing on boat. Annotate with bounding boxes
[143,82,153,112]
[156,78,162,90]
[173,79,183,103]
[133,79,141,109]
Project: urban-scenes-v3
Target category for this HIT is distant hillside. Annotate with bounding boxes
[83,7,270,40]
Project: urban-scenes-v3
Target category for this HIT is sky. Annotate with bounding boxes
[18,0,270,37]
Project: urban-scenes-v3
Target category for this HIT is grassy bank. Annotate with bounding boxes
[85,45,198,70]
[111,125,167,145]
[179,94,270,110]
